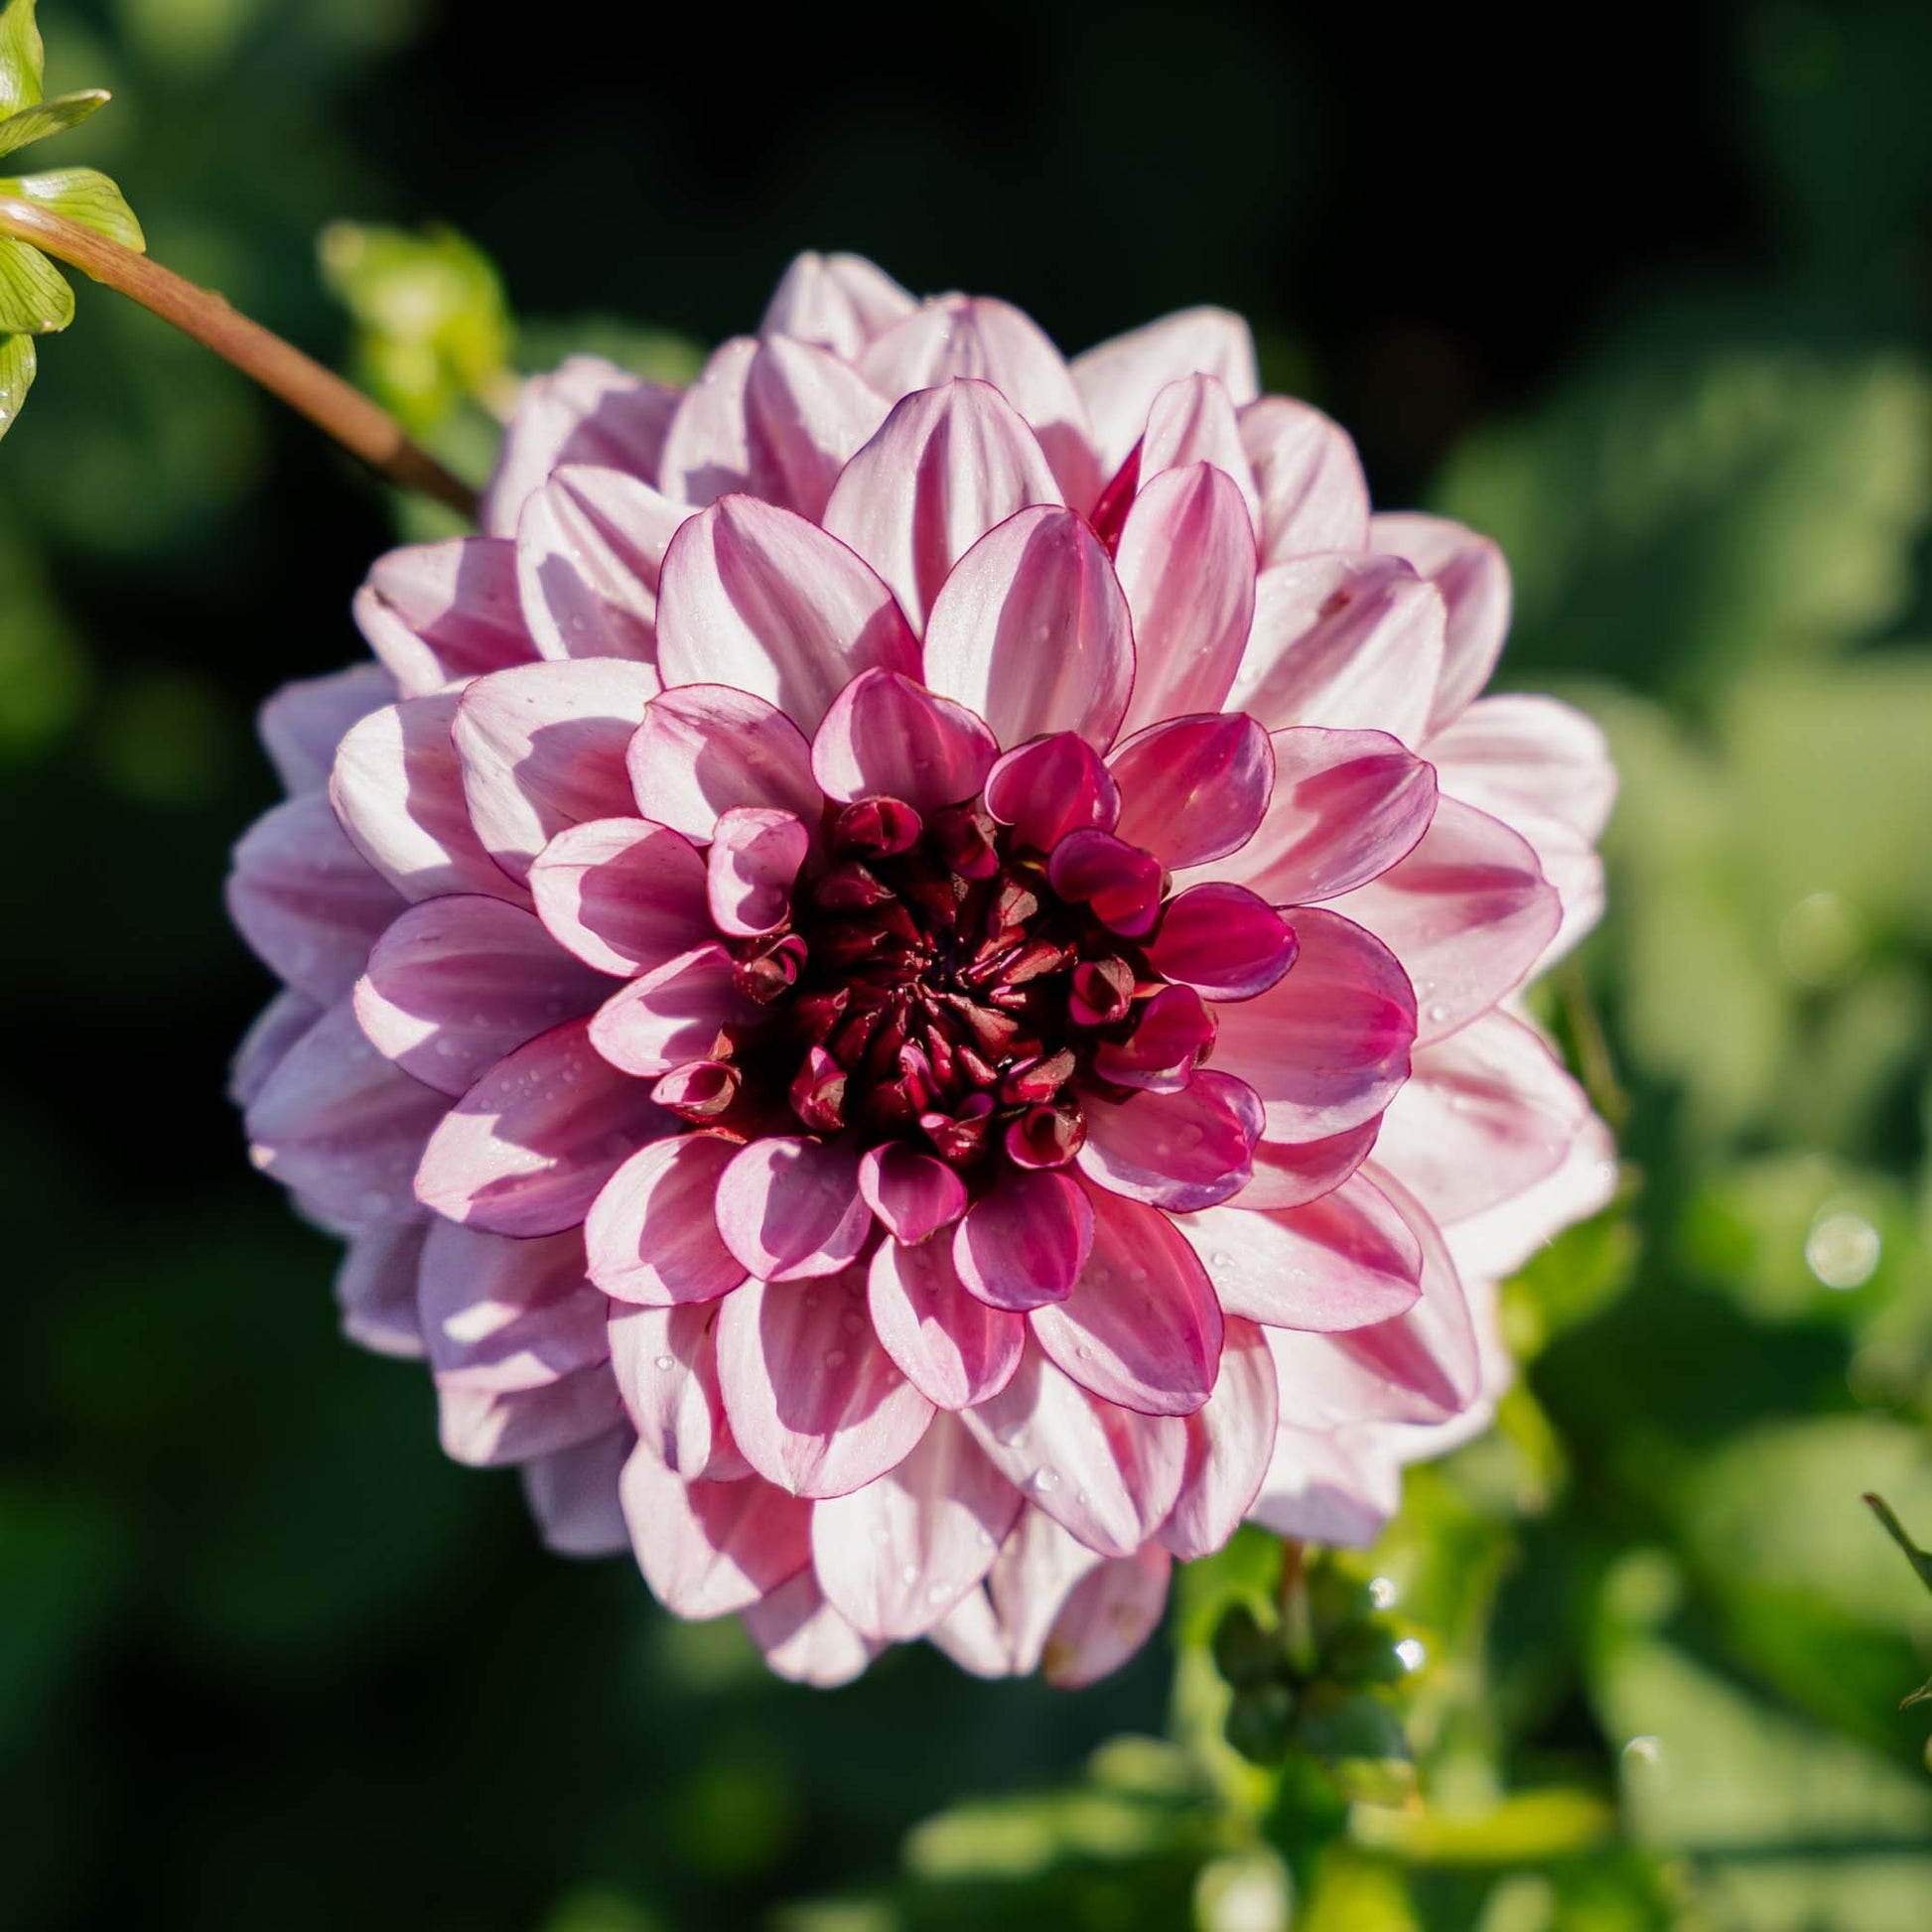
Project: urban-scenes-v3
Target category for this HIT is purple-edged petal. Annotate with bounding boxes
[527,816,711,976]
[418,1219,607,1393]
[415,1017,671,1237]
[620,1450,811,1618]
[333,1220,427,1358]
[760,250,917,359]
[587,944,758,1076]
[244,998,448,1227]
[1175,1171,1423,1330]
[982,733,1121,851]
[859,1144,967,1244]
[1330,797,1560,1045]
[1041,1544,1173,1688]
[821,379,1064,629]
[655,495,918,733]
[1072,308,1260,475]
[810,668,999,812]
[1371,512,1511,734]
[922,506,1135,753]
[867,1234,1026,1410]
[1236,1119,1382,1211]
[355,895,610,1097]
[1237,397,1370,561]
[715,1269,935,1497]
[1090,983,1216,1093]
[609,1300,747,1479]
[962,1345,1186,1559]
[352,538,533,696]
[706,806,808,937]
[1197,726,1437,905]
[714,1136,872,1283]
[258,663,395,795]
[1209,906,1416,1142]
[586,1131,747,1306]
[1113,464,1258,736]
[812,1413,1022,1640]
[332,694,527,903]
[1046,829,1164,938]
[1159,1317,1277,1560]
[1030,1182,1223,1416]
[515,464,691,663]
[656,336,757,506]
[226,791,404,1004]
[521,1427,633,1558]
[627,684,822,843]
[953,1170,1094,1311]
[745,335,893,521]
[1147,883,1298,1001]
[1077,1070,1262,1212]
[439,1365,623,1469]
[230,989,324,1110]
[1109,713,1273,870]
[1426,694,1616,843]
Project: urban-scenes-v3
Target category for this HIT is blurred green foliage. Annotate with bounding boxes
[2,4,1930,1930]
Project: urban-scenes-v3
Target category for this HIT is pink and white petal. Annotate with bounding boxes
[921,507,1135,752]
[1442,1113,1618,1285]
[1089,983,1216,1094]
[1329,797,1560,1046]
[1076,1070,1262,1213]
[331,694,525,903]
[609,1300,746,1479]
[333,1221,427,1359]
[1041,1545,1173,1688]
[515,464,690,664]
[627,684,822,843]
[418,1219,607,1393]
[1238,397,1371,562]
[982,732,1122,851]
[1072,307,1260,476]
[656,336,758,506]
[1110,713,1273,870]
[859,1145,967,1245]
[1373,1010,1589,1227]
[1139,375,1261,522]
[821,379,1063,629]
[1159,1317,1277,1560]
[1208,906,1416,1142]
[760,250,917,359]
[1196,727,1437,904]
[1371,512,1512,734]
[1236,1118,1383,1211]
[356,896,610,1097]
[1113,465,1258,736]
[810,668,999,812]
[620,1449,812,1618]
[258,663,395,795]
[714,1138,873,1284]
[245,998,448,1227]
[1249,1426,1401,1548]
[1174,1171,1422,1331]
[1428,693,1617,844]
[929,1581,1020,1678]
[706,806,809,937]
[1045,830,1166,938]
[962,1345,1186,1559]
[1146,884,1298,1001]
[655,496,919,734]
[1030,1183,1223,1416]
[586,1131,747,1306]
[587,944,758,1076]
[528,817,712,977]
[226,791,404,1004]
[484,355,680,536]
[812,1413,1023,1640]
[520,1426,633,1558]
[439,1363,624,1469]
[953,1170,1094,1311]
[743,1568,876,1688]
[1515,814,1605,967]
[352,538,533,696]
[715,1270,935,1498]
[981,1505,1110,1676]
[1231,554,1447,747]
[867,1235,1026,1410]
[858,296,1099,509]
[415,1017,672,1237]
[745,336,894,521]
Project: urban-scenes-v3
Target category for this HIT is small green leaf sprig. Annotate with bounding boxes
[0,0,143,438]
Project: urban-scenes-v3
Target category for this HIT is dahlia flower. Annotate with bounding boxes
[228,253,1615,1687]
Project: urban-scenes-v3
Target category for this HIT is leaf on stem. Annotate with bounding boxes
[0,229,69,331]
[0,0,42,117]
[0,330,34,438]
[0,87,109,161]
[3,167,145,250]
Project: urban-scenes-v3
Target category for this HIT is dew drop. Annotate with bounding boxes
[652,1354,675,1372]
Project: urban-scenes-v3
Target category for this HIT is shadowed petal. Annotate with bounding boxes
[868,1234,1026,1410]
[715,1137,872,1282]
[586,1131,747,1305]
[1077,1070,1262,1211]
[352,538,533,696]
[418,1219,607,1393]
[1159,1317,1277,1560]
[953,1170,1094,1311]
[1110,713,1273,870]
[983,732,1121,851]
[742,1569,875,1687]
[1073,307,1259,475]
[1041,1544,1172,1688]
[1046,829,1165,937]
[1371,512,1512,734]
[745,335,893,520]
[1234,1118,1383,1211]
[620,1449,811,1618]
[859,1145,967,1244]
[760,250,916,358]
[656,337,758,506]
[628,684,821,843]
[1147,884,1298,1001]
[811,668,999,811]
[528,817,711,976]
[438,1363,622,1468]
[609,1300,748,1479]
[332,1221,426,1358]
[587,944,759,1076]
[706,806,809,937]
[1238,397,1370,561]
[520,1427,633,1558]
[258,663,394,795]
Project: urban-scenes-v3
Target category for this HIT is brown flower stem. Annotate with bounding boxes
[0,197,479,519]
[1276,1538,1315,1674]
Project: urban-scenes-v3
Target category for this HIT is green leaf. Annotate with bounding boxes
[3,167,144,251]
[0,232,68,332]
[0,328,32,438]
[0,87,109,160]
[0,0,41,117]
